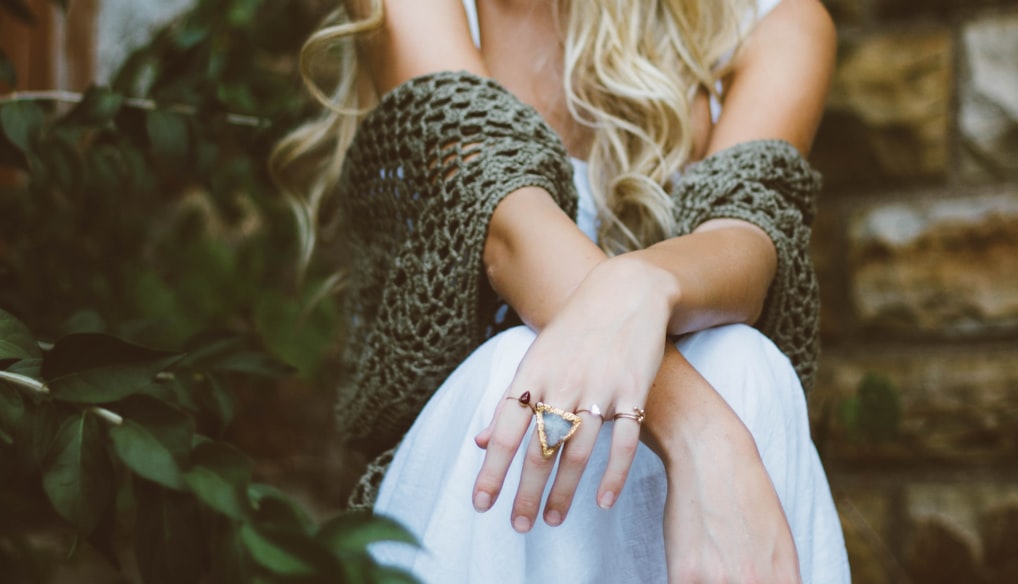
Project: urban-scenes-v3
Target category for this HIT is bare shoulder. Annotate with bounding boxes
[707,0,837,155]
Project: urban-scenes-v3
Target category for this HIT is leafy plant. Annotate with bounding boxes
[0,0,342,378]
[0,308,418,583]
[838,372,902,443]
[0,0,412,582]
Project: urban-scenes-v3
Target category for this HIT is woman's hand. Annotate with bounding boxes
[472,255,677,531]
[645,346,802,584]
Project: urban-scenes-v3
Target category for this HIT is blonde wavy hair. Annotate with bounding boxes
[271,0,755,270]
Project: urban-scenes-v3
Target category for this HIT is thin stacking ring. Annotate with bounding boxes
[612,407,646,424]
[575,403,604,421]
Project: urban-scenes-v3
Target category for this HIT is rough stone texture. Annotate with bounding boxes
[846,191,1018,336]
[812,201,852,341]
[821,0,864,24]
[812,345,1018,465]
[95,0,195,82]
[905,482,1018,583]
[832,485,896,584]
[959,13,1018,181]
[812,30,953,186]
[873,0,1018,20]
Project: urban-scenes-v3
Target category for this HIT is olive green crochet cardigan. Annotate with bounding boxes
[334,71,821,507]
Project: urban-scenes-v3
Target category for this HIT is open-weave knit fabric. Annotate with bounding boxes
[335,72,822,509]
[334,71,578,462]
[668,139,822,394]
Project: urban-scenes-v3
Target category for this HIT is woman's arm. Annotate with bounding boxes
[348,0,487,93]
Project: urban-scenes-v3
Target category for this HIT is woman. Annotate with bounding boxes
[274,0,850,582]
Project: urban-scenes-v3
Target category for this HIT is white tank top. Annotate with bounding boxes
[459,0,785,241]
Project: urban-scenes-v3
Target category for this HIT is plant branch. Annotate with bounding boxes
[0,90,269,128]
[0,371,124,426]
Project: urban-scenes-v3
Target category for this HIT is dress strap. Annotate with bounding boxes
[461,0,481,48]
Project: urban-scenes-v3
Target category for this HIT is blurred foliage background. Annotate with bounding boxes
[0,1,418,582]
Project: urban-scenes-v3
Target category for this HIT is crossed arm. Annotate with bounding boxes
[351,0,835,580]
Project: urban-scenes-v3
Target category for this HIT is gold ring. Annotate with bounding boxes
[534,402,582,458]
[612,407,646,424]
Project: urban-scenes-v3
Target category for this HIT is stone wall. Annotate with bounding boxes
[812,1,1018,582]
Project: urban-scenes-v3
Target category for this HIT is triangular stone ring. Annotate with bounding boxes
[534,402,582,458]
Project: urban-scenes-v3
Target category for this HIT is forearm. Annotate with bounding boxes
[633,218,777,336]
[484,189,761,462]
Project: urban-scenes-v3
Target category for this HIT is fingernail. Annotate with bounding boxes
[474,491,492,512]
[545,510,562,526]
[512,515,532,533]
[598,491,615,509]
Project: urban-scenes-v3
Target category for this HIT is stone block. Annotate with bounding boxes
[811,201,852,340]
[812,30,952,186]
[905,482,1018,583]
[811,345,1018,465]
[831,484,895,584]
[847,191,1018,336]
[822,0,864,25]
[873,0,1018,21]
[959,13,1018,181]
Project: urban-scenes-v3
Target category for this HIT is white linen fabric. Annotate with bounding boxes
[371,2,850,582]
[372,326,850,583]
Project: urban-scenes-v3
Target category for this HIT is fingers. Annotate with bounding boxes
[472,398,534,513]
[596,413,642,510]
[542,411,603,526]
[509,429,559,532]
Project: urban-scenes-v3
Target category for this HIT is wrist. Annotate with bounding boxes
[642,347,756,470]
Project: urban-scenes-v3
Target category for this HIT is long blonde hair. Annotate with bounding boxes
[271,0,754,269]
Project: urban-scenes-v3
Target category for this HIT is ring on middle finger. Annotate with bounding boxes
[533,401,582,458]
[574,403,604,422]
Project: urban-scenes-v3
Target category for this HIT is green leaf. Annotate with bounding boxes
[195,374,234,434]
[248,483,314,535]
[41,412,114,535]
[240,523,338,577]
[62,86,124,127]
[0,100,45,152]
[182,441,252,521]
[0,308,41,360]
[0,0,36,24]
[0,48,16,87]
[43,333,182,404]
[210,351,295,378]
[22,402,70,469]
[109,397,193,490]
[0,383,25,436]
[369,565,420,584]
[7,357,42,379]
[317,512,419,553]
[856,373,902,443]
[37,129,82,192]
[134,479,206,584]
[145,109,189,162]
[209,519,251,584]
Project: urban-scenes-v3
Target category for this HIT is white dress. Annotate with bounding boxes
[371,2,851,582]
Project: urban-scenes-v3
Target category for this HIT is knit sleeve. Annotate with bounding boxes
[336,71,578,458]
[668,139,822,394]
